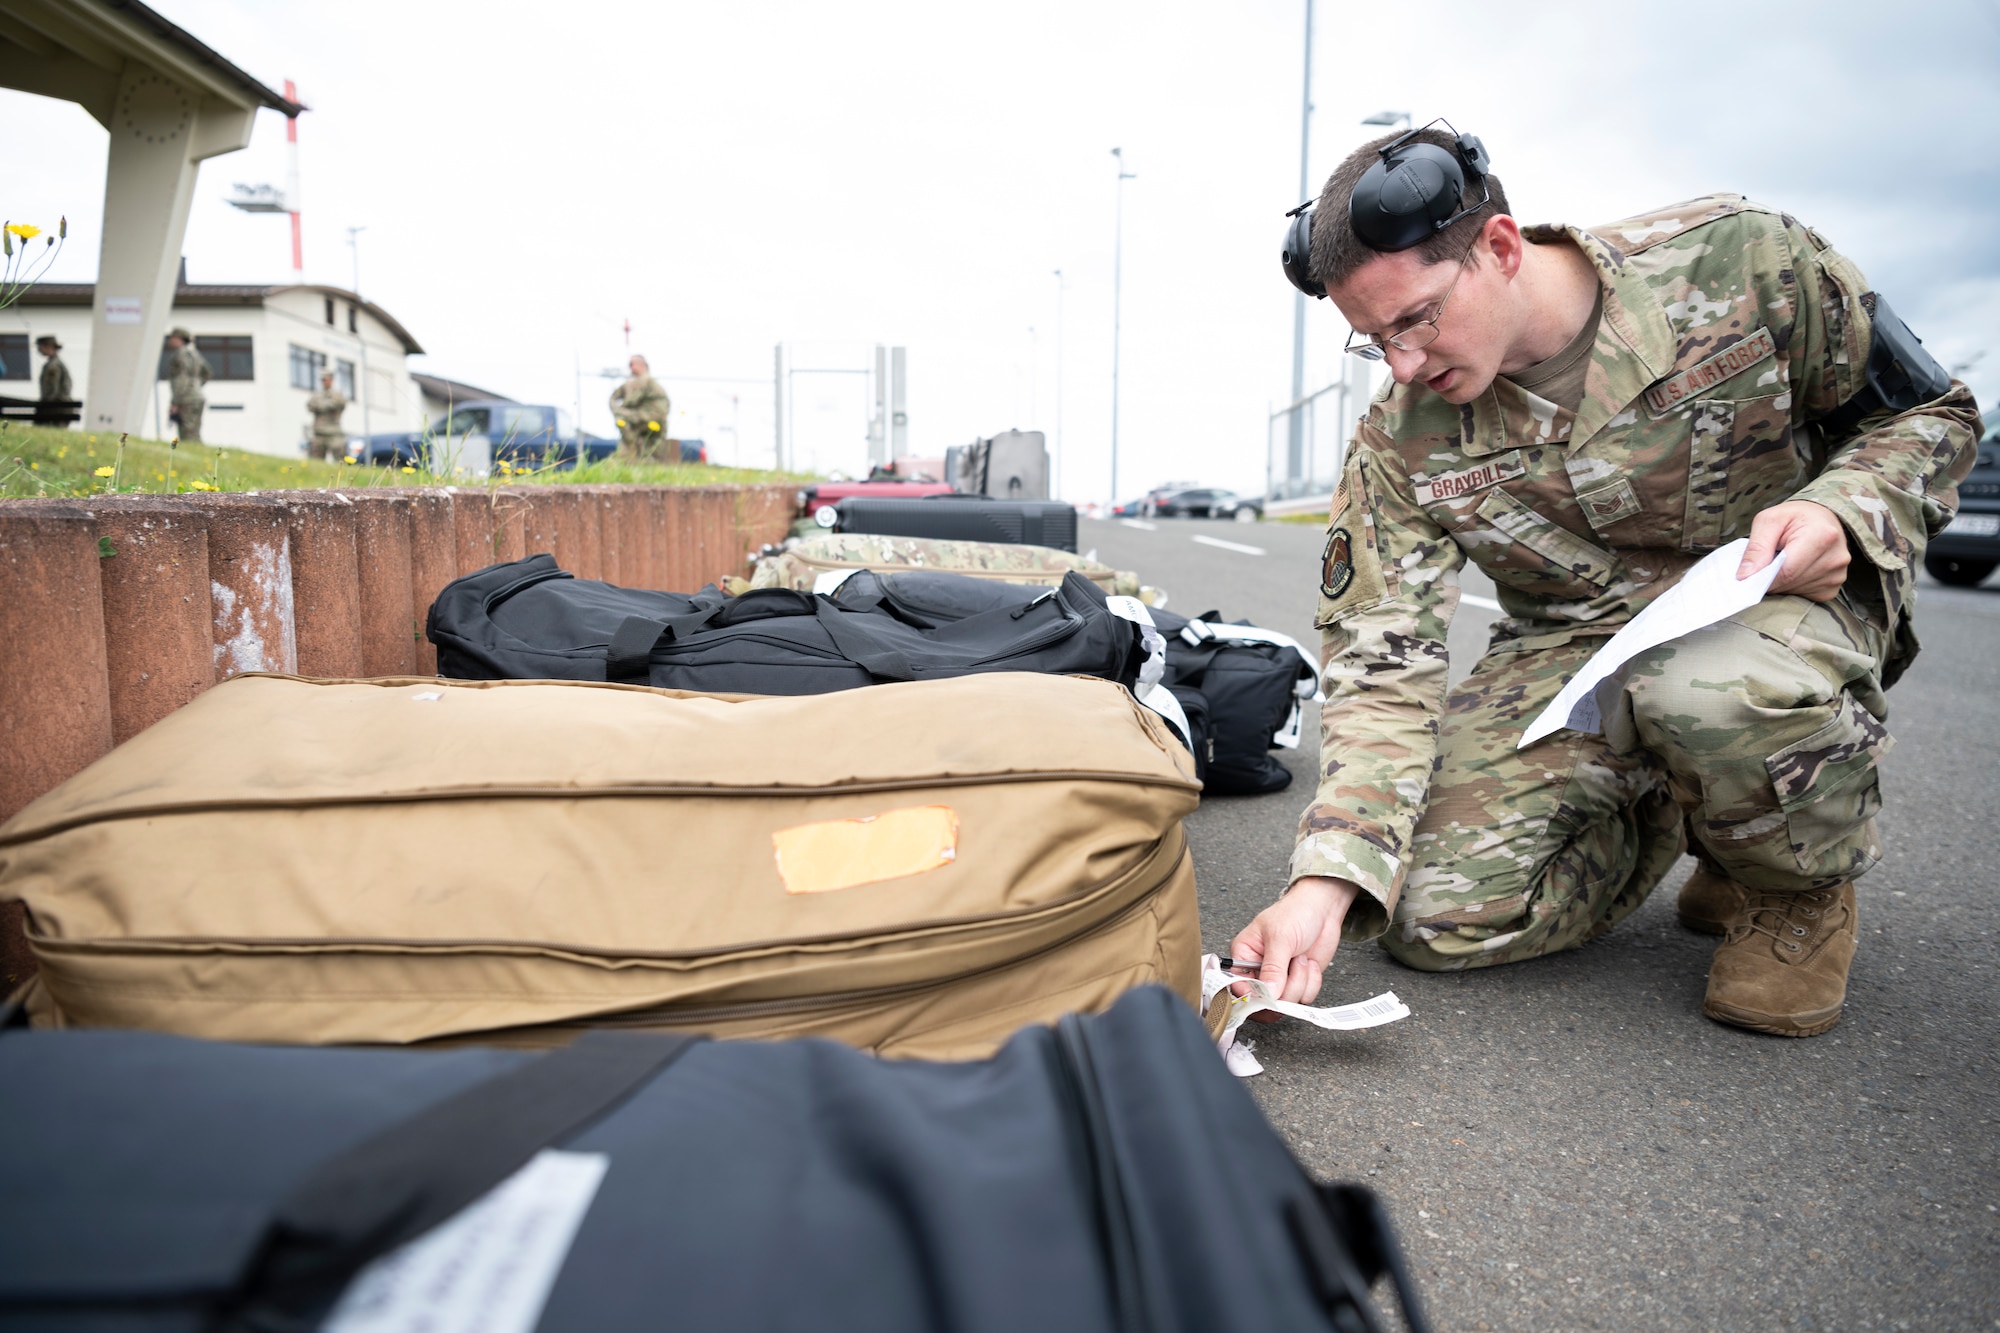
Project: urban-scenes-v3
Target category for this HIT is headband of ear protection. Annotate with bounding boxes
[1281,119,1493,299]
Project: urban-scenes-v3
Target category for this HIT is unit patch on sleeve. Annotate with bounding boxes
[1642,326,1778,413]
[1321,526,1355,599]
[1412,452,1525,505]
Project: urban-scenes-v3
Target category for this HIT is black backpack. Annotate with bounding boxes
[428,555,1145,695]
[1153,608,1320,796]
[0,986,1428,1333]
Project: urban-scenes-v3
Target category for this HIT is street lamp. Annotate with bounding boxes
[1110,147,1136,504]
[345,225,372,444]
[1361,110,1412,129]
[1285,0,1315,490]
[1052,268,1065,501]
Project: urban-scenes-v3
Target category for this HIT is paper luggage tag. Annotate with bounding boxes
[1199,954,1408,1077]
[772,804,959,895]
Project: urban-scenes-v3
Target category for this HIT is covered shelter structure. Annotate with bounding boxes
[0,0,303,435]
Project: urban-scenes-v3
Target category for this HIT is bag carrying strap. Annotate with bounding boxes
[811,598,917,681]
[228,1030,703,1327]
[1286,1182,1434,1333]
[605,604,733,683]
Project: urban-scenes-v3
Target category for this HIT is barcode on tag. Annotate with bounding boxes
[1358,995,1402,1018]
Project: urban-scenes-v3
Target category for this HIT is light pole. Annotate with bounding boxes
[345,225,372,444]
[1110,147,1136,504]
[1052,268,1065,500]
[1361,109,1412,130]
[1285,0,1314,489]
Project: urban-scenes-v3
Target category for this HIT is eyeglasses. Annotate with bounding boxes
[1342,232,1482,361]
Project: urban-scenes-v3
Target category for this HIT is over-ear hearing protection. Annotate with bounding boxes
[1281,119,1493,299]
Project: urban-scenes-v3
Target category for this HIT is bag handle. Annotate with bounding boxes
[812,598,917,681]
[605,604,735,683]
[227,1031,702,1327]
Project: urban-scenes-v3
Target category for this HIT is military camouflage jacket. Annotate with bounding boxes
[610,374,670,429]
[1293,196,1982,941]
[306,389,348,434]
[39,353,70,403]
[167,345,210,401]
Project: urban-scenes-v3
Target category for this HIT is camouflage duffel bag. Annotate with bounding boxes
[744,533,1163,605]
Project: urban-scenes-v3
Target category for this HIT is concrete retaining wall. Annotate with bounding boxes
[0,483,795,991]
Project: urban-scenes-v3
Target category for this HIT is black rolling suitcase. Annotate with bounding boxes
[428,554,1143,694]
[0,987,1429,1333]
[834,495,1079,551]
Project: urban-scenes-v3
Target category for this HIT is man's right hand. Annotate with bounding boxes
[1227,876,1360,1008]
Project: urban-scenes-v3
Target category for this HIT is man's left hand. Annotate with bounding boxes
[1738,500,1851,602]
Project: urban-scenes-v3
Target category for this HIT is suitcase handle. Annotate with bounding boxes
[225,1031,703,1329]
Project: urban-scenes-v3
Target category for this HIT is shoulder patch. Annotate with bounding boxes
[1321,526,1355,599]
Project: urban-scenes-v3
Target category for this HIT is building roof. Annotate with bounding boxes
[16,280,425,355]
[411,372,518,406]
[0,0,306,123]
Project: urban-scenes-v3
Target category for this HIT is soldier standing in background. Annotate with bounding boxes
[1232,122,1980,1038]
[306,370,348,461]
[35,335,71,423]
[165,327,211,445]
[609,354,671,461]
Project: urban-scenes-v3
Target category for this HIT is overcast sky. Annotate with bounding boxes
[9,0,1997,496]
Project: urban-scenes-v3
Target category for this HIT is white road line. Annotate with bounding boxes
[1461,594,1503,612]
[1191,534,1266,556]
[1118,518,1158,531]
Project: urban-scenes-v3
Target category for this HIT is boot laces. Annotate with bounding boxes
[1730,889,1834,954]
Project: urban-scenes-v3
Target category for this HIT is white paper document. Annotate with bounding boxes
[1200,955,1409,1077]
[323,1149,608,1333]
[1519,539,1784,749]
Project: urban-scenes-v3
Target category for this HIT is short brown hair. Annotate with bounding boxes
[1308,127,1511,291]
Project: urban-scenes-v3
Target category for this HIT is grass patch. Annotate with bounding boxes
[1270,509,1328,525]
[0,421,805,499]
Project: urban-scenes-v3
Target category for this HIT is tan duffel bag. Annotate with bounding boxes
[741,532,1165,604]
[0,672,1202,1059]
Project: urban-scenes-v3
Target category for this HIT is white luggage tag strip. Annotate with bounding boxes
[323,1149,608,1333]
[1179,619,1325,703]
[1199,953,1409,1078]
[1105,594,1167,688]
[1519,539,1783,748]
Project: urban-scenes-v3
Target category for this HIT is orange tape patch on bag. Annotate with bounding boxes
[771,805,959,894]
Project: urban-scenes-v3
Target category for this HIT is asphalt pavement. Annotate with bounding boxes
[1081,514,1999,1332]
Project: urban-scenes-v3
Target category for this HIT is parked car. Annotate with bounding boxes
[1926,419,2000,586]
[1108,497,1150,517]
[1153,487,1263,522]
[353,401,617,472]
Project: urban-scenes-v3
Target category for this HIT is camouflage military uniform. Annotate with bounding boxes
[305,386,348,461]
[748,532,1152,600]
[166,338,211,445]
[1293,196,1981,969]
[38,348,71,403]
[609,373,671,460]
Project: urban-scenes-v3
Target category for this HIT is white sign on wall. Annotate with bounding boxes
[103,297,142,325]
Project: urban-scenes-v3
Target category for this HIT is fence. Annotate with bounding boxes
[0,483,798,989]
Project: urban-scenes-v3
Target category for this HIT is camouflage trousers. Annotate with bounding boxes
[171,398,203,445]
[310,431,344,462]
[1384,592,1892,971]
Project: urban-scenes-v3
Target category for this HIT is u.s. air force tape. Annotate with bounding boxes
[1321,526,1354,599]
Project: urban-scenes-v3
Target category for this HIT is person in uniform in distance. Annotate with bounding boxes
[306,370,348,462]
[35,335,71,421]
[1231,122,1981,1037]
[609,354,671,462]
[164,327,211,445]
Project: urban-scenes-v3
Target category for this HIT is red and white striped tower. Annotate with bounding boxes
[284,78,302,277]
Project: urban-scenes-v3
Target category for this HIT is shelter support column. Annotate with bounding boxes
[82,62,253,436]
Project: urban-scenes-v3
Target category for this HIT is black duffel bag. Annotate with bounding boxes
[0,987,1428,1333]
[428,554,1144,695]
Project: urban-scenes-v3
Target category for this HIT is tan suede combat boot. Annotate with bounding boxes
[1677,865,1749,934]
[1702,882,1857,1037]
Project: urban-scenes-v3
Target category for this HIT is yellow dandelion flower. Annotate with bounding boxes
[400,465,416,474]
[188,479,218,492]
[93,465,114,477]
[5,223,40,241]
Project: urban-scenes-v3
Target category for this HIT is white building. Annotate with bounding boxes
[9,278,426,455]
